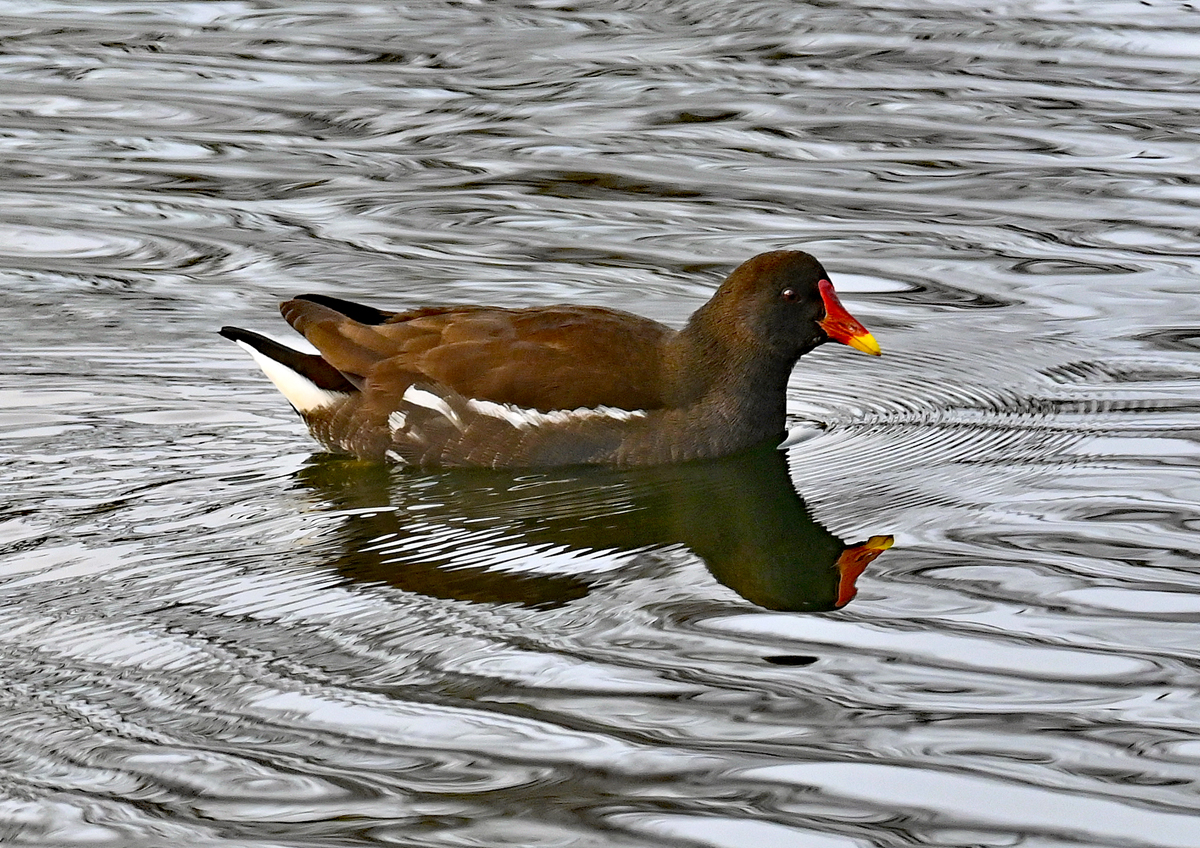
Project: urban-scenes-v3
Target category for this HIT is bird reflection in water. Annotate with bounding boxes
[294,443,892,612]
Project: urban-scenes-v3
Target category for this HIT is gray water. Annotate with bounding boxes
[4,2,1200,846]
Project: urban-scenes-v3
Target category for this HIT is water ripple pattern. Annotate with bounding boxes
[2,2,1200,847]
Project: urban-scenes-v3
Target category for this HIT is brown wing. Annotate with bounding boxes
[280,297,672,412]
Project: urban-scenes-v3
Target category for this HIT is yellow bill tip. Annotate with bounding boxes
[847,331,882,357]
[862,534,894,551]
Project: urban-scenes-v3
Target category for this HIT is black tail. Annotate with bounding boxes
[219,326,359,393]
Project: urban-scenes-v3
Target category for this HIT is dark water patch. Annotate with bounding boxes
[524,169,708,201]
[763,655,820,666]
[1013,257,1143,275]
[1133,327,1200,353]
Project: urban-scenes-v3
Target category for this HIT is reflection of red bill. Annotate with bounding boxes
[818,279,881,356]
[835,535,894,608]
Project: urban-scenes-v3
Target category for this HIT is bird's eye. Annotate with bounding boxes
[780,288,799,303]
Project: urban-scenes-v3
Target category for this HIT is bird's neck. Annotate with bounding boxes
[664,309,796,434]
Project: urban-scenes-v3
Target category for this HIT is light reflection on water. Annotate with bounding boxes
[3,1,1200,846]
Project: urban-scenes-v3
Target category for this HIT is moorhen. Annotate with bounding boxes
[221,250,880,467]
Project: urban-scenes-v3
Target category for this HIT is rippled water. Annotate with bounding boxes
[4,1,1200,845]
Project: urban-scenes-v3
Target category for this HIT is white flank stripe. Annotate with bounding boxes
[466,398,646,429]
[388,410,407,433]
[402,386,463,429]
[384,449,406,465]
[236,341,347,413]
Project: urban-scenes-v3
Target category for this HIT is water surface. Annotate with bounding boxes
[3,2,1200,846]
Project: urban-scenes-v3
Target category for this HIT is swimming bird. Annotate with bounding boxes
[220,250,880,467]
